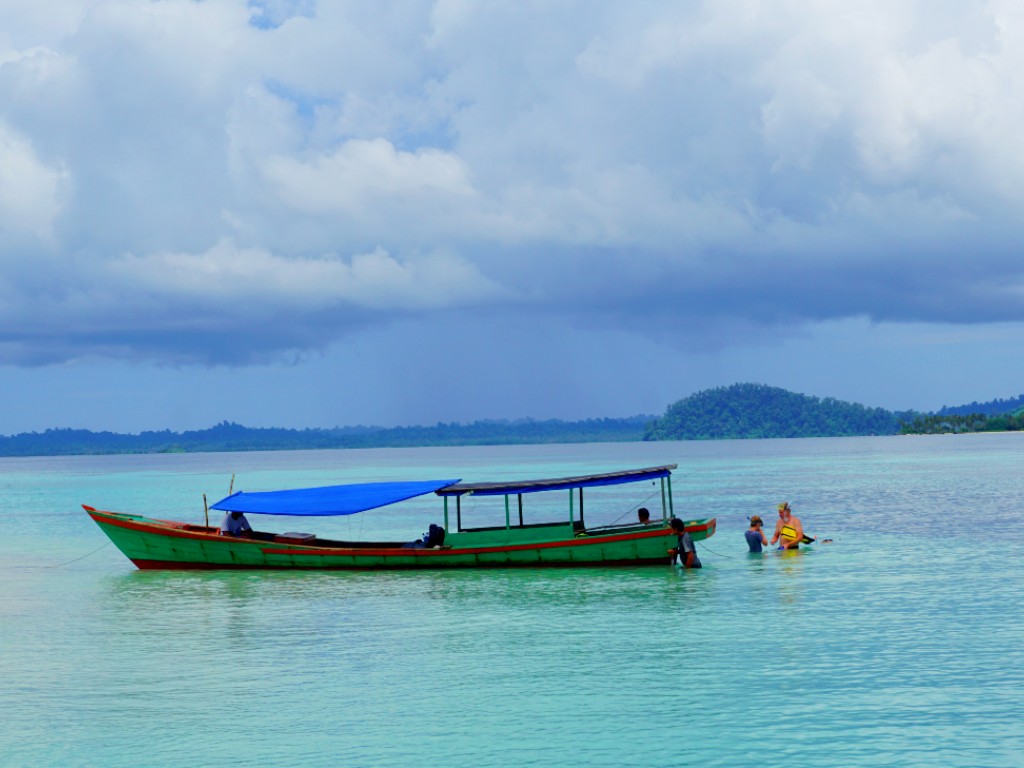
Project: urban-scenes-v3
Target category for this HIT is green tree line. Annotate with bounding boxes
[0,417,652,457]
[898,411,1024,434]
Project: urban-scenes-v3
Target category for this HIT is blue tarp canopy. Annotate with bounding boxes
[437,465,677,497]
[209,479,461,517]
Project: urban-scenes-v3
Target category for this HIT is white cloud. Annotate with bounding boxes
[264,138,474,213]
[106,239,503,311]
[0,1,89,53]
[0,120,66,243]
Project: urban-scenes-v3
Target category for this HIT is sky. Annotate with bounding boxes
[2,0,1024,434]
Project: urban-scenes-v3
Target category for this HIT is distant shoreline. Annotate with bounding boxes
[3,382,1019,457]
[0,417,654,458]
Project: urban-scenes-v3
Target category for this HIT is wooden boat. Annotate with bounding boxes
[83,464,716,570]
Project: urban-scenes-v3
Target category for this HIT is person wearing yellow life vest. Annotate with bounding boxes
[770,502,803,550]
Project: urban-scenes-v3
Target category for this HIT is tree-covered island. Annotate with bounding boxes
[643,383,909,440]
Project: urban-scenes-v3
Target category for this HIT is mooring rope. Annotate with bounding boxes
[693,541,739,559]
[51,542,111,568]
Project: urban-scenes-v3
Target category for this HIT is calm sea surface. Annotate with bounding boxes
[1,436,1022,767]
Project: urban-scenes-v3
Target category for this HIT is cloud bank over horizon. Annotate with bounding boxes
[2,0,1024,431]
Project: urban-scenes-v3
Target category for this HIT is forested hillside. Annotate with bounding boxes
[0,417,651,457]
[900,391,1024,433]
[898,409,1024,434]
[936,394,1024,416]
[643,383,905,440]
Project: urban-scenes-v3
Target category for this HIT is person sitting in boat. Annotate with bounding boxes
[745,515,767,552]
[770,502,803,550]
[668,517,701,569]
[220,510,253,538]
[637,507,651,525]
[403,523,446,549]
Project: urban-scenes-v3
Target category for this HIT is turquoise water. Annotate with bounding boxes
[1,436,1022,766]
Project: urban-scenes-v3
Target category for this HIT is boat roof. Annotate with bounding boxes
[209,479,461,516]
[436,464,677,497]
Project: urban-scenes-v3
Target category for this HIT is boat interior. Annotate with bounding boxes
[175,515,666,550]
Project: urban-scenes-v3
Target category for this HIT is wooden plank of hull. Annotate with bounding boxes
[85,507,716,571]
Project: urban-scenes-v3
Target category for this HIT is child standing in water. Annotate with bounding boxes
[745,515,767,552]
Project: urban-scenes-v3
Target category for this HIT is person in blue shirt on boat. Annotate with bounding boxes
[745,515,767,552]
[220,510,253,537]
[668,517,701,568]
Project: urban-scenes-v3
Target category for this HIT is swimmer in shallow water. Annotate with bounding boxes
[745,515,768,552]
[770,502,804,550]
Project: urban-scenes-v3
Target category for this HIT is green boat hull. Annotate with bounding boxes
[84,507,717,570]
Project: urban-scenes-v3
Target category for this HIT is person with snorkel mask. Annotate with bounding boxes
[745,515,768,552]
[770,502,804,550]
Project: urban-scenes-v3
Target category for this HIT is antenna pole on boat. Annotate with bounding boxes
[660,477,667,522]
[203,493,209,528]
[667,475,675,520]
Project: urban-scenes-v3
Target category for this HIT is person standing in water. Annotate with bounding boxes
[745,515,768,552]
[668,517,702,568]
[770,502,804,550]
